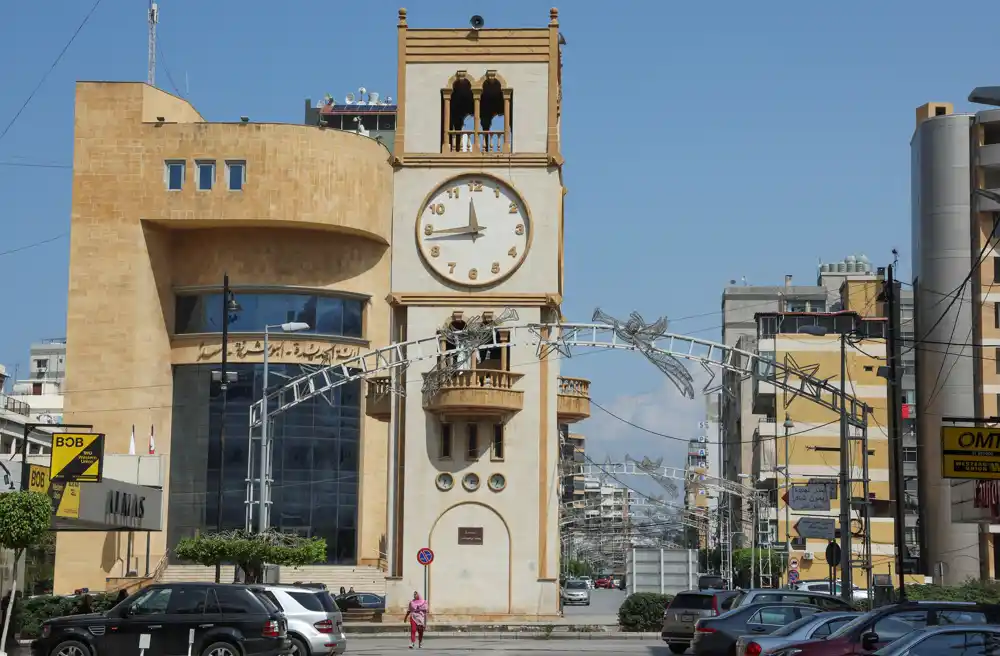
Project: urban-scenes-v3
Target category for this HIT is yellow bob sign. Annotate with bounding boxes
[941,427,1000,479]
[50,432,104,483]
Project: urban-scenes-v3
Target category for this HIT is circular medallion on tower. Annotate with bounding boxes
[415,174,531,287]
[462,472,481,492]
[436,473,455,491]
[488,473,506,492]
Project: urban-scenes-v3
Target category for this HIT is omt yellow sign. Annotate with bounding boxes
[941,427,1000,479]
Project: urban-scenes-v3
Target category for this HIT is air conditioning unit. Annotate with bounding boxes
[802,552,815,560]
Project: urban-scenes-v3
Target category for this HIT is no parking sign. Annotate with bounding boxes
[417,547,434,566]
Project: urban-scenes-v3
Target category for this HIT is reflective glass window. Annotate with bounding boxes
[175,292,364,339]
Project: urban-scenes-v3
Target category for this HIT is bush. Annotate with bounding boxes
[17,592,117,639]
[905,580,1000,604]
[618,592,672,632]
[175,529,327,583]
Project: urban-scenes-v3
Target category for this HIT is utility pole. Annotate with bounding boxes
[783,413,794,583]
[147,1,158,86]
[885,264,907,600]
[839,331,853,601]
[215,273,236,584]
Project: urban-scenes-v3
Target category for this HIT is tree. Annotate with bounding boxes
[563,559,594,578]
[0,491,52,650]
[731,548,787,588]
[174,530,327,583]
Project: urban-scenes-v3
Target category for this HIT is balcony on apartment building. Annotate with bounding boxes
[977,111,1000,211]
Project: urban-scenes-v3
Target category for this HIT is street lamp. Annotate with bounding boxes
[212,275,241,583]
[782,413,794,579]
[258,321,311,534]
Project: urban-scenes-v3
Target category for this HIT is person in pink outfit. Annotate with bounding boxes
[403,590,428,649]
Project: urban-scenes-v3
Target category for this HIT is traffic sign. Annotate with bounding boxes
[788,569,800,584]
[417,547,434,566]
[50,432,105,483]
[795,517,837,540]
[789,558,799,570]
[825,541,842,566]
[941,426,1000,479]
[783,484,831,511]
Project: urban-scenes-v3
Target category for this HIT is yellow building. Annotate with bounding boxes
[752,279,896,586]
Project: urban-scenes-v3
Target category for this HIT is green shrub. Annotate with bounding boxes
[17,592,116,638]
[618,592,672,632]
[905,580,1000,604]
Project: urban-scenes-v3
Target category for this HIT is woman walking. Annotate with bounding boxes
[403,590,428,649]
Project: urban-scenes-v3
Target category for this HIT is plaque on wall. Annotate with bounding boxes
[457,526,484,545]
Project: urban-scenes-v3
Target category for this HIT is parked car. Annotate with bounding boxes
[561,579,591,606]
[335,592,385,611]
[692,602,821,656]
[699,575,728,591]
[729,589,855,612]
[795,580,868,604]
[765,601,1000,656]
[662,589,742,654]
[736,611,860,656]
[259,584,347,655]
[872,624,1000,656]
[31,582,290,656]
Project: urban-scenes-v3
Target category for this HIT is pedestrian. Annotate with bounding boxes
[116,589,129,605]
[339,586,346,596]
[403,590,427,649]
[348,586,355,594]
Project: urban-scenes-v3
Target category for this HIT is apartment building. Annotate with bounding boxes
[911,100,1000,583]
[8,339,66,424]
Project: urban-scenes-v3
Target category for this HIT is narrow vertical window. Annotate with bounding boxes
[440,424,452,459]
[491,423,504,461]
[466,424,478,459]
[226,160,246,191]
[165,160,185,190]
[197,161,215,191]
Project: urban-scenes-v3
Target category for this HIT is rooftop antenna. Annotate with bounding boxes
[147,1,159,86]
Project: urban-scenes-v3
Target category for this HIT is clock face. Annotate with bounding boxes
[416,174,531,287]
[488,473,506,491]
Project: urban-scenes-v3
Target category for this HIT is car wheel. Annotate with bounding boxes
[669,644,688,654]
[289,636,310,655]
[202,641,240,656]
[50,641,91,656]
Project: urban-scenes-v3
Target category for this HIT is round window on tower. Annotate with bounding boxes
[436,473,455,491]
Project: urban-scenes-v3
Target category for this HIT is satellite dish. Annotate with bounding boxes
[345,93,355,104]
[470,15,484,30]
[385,96,393,104]
[368,91,380,105]
[358,87,367,98]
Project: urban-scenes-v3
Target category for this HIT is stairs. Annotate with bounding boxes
[160,564,386,595]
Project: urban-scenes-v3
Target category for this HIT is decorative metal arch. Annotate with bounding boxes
[248,321,868,428]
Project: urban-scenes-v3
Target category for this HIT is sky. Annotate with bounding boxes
[1,0,997,473]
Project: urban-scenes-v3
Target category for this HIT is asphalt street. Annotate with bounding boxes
[348,638,666,655]
[561,587,626,624]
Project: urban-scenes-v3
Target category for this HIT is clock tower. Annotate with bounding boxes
[383,8,566,619]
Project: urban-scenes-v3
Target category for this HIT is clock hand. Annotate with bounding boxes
[431,225,483,236]
[469,200,482,242]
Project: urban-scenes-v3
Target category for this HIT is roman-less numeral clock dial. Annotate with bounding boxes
[416,174,531,287]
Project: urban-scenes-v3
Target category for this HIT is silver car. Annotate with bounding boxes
[561,579,591,606]
[260,584,347,655]
[735,611,859,656]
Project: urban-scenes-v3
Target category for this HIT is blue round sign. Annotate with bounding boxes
[788,569,800,583]
[417,547,434,566]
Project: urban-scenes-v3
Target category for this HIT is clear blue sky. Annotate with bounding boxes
[0,0,994,461]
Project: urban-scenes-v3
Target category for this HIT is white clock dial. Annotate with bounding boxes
[416,174,531,287]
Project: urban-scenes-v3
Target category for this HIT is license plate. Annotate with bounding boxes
[682,614,696,622]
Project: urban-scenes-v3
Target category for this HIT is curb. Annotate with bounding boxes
[346,631,662,640]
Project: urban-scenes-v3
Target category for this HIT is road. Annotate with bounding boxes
[562,587,626,624]
[348,638,664,654]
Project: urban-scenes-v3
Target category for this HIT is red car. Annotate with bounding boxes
[595,577,613,589]
[765,602,1000,656]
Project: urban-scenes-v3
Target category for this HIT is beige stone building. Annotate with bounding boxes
[56,8,586,618]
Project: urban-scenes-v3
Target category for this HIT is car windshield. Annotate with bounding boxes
[771,615,820,637]
[566,581,588,590]
[828,609,880,639]
[670,594,714,610]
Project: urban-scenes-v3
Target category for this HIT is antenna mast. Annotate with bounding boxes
[147,1,159,86]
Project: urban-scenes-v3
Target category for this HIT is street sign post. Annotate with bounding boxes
[789,558,799,570]
[788,569,800,584]
[417,547,434,602]
[795,517,837,540]
[941,426,1000,479]
[783,484,832,511]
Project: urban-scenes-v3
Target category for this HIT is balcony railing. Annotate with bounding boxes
[0,394,30,417]
[422,369,524,419]
[557,376,591,423]
[445,130,508,154]
[364,376,392,422]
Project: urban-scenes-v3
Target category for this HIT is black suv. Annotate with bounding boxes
[31,583,290,656]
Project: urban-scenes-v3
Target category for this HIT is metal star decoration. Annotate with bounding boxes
[530,323,579,359]
[780,352,822,408]
[593,308,696,399]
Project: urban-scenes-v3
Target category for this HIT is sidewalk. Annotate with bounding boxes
[345,622,661,640]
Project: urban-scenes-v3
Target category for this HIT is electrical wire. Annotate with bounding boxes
[0,233,67,257]
[0,0,105,146]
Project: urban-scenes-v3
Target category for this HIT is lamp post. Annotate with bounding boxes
[258,321,311,534]
[783,413,794,581]
[214,274,241,583]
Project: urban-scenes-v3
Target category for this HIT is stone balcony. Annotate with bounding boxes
[422,369,524,420]
[557,376,591,423]
[364,376,393,421]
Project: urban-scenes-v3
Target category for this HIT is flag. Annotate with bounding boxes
[148,424,156,455]
[128,425,136,456]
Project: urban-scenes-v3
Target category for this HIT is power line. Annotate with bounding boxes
[0,0,105,147]
[0,161,71,169]
[0,232,67,257]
